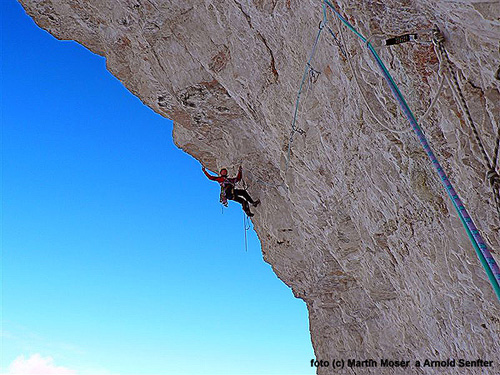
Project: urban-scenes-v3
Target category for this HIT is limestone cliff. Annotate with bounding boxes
[19,0,500,373]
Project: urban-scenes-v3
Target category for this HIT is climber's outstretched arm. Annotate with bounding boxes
[202,166,219,181]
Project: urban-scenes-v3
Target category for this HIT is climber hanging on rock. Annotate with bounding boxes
[202,165,260,216]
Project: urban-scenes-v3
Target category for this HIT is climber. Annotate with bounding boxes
[202,165,260,216]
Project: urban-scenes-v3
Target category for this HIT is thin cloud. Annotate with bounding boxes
[5,354,77,375]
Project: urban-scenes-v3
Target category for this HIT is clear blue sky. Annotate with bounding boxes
[1,1,315,374]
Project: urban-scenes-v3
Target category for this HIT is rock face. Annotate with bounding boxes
[20,0,500,372]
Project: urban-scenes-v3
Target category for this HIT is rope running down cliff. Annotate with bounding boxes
[322,0,500,300]
[247,0,499,299]
[335,23,444,134]
[246,2,329,189]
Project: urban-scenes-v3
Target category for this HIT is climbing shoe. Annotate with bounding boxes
[242,201,254,217]
[243,204,254,217]
[252,199,260,207]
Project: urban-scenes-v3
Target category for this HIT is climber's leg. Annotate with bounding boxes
[234,189,260,207]
[232,195,254,217]
[234,189,259,205]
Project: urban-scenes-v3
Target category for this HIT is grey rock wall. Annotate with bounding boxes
[19,0,500,373]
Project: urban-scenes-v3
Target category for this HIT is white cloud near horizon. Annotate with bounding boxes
[5,354,77,375]
[2,354,121,375]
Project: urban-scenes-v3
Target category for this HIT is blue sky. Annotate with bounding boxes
[1,1,315,374]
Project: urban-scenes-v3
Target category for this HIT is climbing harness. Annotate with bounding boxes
[322,0,500,300]
[216,171,253,251]
[219,179,234,207]
[218,173,252,210]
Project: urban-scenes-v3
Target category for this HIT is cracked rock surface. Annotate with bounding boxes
[19,0,500,373]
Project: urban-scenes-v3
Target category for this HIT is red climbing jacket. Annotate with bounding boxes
[203,167,242,206]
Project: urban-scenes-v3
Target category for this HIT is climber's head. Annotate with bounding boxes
[220,168,228,177]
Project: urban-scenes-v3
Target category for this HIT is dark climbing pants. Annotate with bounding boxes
[226,188,255,209]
